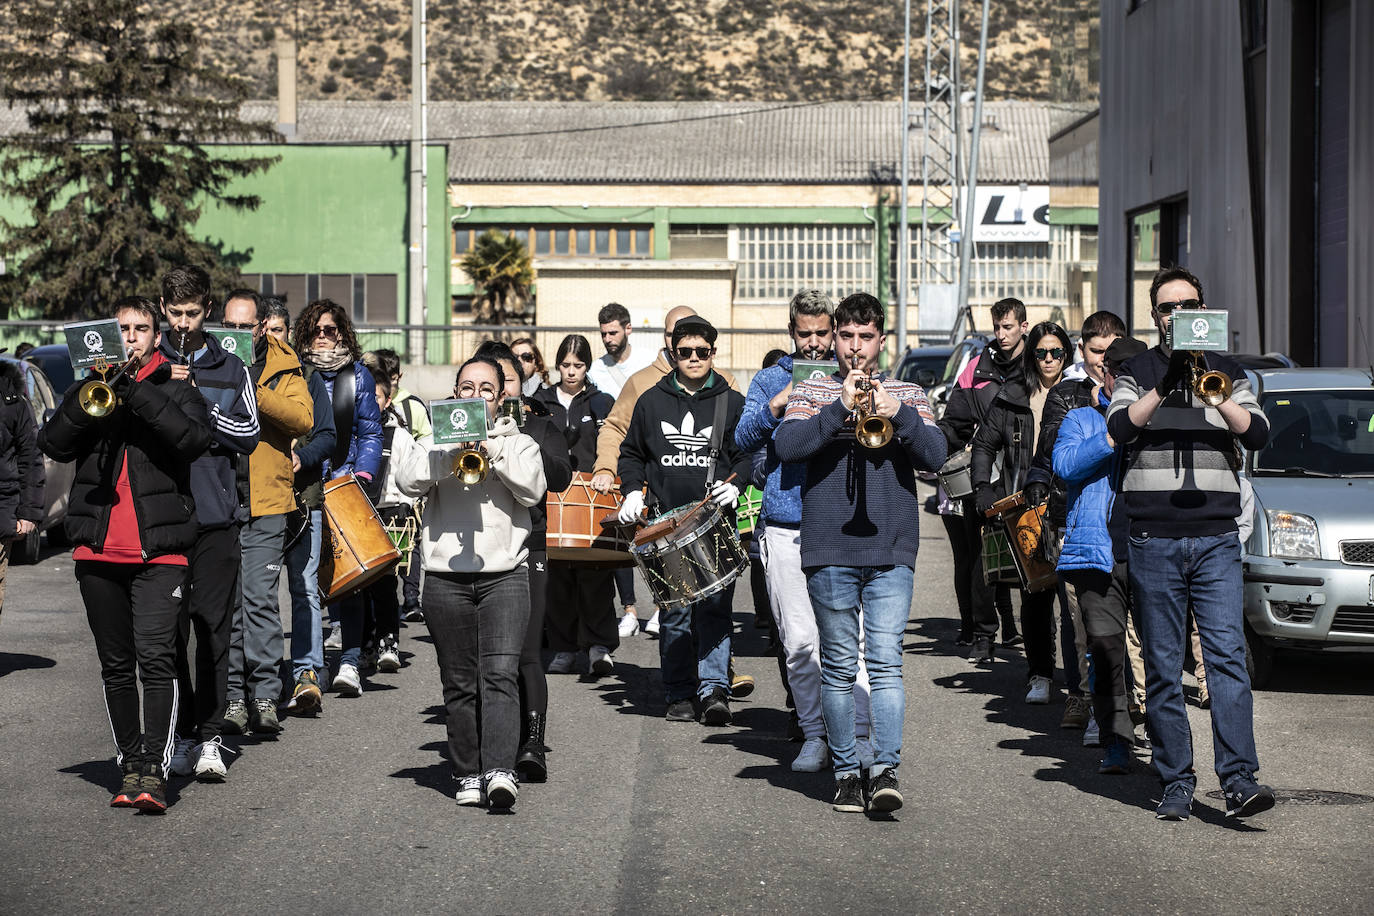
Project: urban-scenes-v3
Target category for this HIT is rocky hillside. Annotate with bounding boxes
[11,1,1098,103]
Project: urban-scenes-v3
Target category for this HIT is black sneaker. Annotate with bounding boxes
[1155,781,1195,821]
[968,636,995,663]
[110,763,141,808]
[1002,633,1024,648]
[1223,774,1276,818]
[133,764,167,813]
[867,769,904,813]
[665,698,696,722]
[699,687,732,726]
[955,633,974,647]
[832,774,866,813]
[250,698,283,736]
[401,602,424,623]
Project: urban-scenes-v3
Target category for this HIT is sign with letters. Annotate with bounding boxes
[792,360,838,385]
[62,318,127,370]
[430,398,489,445]
[967,185,1051,243]
[1169,310,1229,352]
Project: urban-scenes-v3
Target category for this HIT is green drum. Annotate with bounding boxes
[736,485,764,536]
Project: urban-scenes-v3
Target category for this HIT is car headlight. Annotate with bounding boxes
[1266,509,1321,560]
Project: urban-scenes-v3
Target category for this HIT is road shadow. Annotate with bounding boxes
[0,651,57,678]
[589,661,664,718]
[904,615,973,658]
[57,759,185,809]
[1259,652,1374,697]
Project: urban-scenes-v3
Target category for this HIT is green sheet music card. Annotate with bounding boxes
[792,359,838,385]
[1170,310,1228,352]
[208,327,254,362]
[431,398,489,445]
[63,318,127,370]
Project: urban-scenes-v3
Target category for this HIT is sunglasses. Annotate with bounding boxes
[1035,347,1066,361]
[516,352,537,363]
[313,325,340,340]
[1155,298,1201,315]
[222,321,258,331]
[674,346,713,361]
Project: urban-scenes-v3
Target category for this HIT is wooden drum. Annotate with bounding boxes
[545,472,636,568]
[319,474,402,603]
[983,490,1058,594]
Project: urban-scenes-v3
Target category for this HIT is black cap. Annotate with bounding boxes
[1104,336,1148,374]
[671,316,717,347]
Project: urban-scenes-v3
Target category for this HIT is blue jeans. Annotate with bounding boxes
[1128,533,1259,789]
[807,564,913,779]
[287,509,323,679]
[658,586,734,703]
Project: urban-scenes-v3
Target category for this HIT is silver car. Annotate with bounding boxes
[1241,366,1374,685]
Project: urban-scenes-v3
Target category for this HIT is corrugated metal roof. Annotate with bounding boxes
[239,99,1093,185]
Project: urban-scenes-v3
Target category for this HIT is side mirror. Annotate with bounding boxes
[916,369,937,387]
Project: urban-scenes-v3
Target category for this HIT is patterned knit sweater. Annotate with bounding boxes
[773,374,947,569]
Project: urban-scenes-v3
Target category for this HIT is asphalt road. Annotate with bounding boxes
[2,497,1372,915]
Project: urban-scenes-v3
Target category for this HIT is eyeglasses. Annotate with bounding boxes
[313,325,340,340]
[1155,299,1201,315]
[516,352,536,363]
[222,321,258,331]
[674,346,713,361]
[456,382,499,400]
[1034,347,1066,361]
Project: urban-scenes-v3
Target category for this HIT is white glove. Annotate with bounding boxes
[617,489,645,524]
[710,480,740,508]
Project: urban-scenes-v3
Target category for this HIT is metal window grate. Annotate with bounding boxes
[1339,541,1374,566]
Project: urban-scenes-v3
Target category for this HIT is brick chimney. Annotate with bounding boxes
[276,38,297,139]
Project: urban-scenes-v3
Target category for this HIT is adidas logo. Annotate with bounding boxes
[660,412,714,468]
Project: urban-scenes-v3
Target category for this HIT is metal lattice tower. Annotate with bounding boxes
[917,0,962,294]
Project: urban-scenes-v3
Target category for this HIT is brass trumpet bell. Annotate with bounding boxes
[78,379,118,417]
[1194,370,1232,407]
[856,414,894,449]
[453,448,489,484]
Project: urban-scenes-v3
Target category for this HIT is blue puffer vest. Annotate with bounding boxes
[1052,400,1118,574]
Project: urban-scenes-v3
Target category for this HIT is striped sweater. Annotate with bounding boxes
[773,373,947,569]
[1105,348,1268,538]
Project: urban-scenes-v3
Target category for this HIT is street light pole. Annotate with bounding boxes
[407,0,428,365]
[954,0,991,341]
[896,0,912,357]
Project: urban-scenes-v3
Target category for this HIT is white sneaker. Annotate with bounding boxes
[485,770,518,810]
[334,662,363,697]
[377,637,401,673]
[617,611,640,638]
[1025,675,1052,705]
[169,737,198,777]
[645,609,661,637]
[589,645,614,676]
[855,736,875,771]
[1083,717,1102,747]
[547,651,576,674]
[791,736,831,773]
[193,736,234,781]
[455,775,485,807]
[324,623,343,650]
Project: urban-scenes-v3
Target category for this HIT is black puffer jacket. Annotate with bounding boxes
[520,399,573,539]
[39,360,211,557]
[531,384,614,474]
[0,361,44,538]
[1026,377,1097,527]
[938,344,1022,451]
[970,375,1037,505]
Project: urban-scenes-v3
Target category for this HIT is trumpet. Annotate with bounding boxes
[77,356,139,418]
[1190,353,1232,407]
[452,445,489,484]
[853,378,894,449]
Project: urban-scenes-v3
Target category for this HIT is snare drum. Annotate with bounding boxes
[736,485,764,536]
[319,474,402,603]
[937,447,975,499]
[545,472,636,568]
[632,500,749,611]
[984,491,1058,593]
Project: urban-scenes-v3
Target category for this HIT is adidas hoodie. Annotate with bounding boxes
[618,371,750,516]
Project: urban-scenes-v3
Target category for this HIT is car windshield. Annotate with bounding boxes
[897,353,949,383]
[1250,389,1374,477]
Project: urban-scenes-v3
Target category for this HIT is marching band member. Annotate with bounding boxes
[394,355,546,810]
[617,317,749,725]
[774,293,946,814]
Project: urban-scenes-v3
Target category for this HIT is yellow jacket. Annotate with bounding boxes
[245,336,314,516]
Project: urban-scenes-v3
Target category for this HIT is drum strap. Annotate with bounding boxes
[704,394,729,485]
[330,367,356,471]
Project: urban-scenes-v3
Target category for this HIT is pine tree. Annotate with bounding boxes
[0,0,280,318]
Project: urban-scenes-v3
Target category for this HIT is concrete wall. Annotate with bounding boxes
[1099,0,1260,350]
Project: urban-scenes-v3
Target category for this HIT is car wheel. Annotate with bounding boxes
[10,527,41,565]
[1243,621,1275,689]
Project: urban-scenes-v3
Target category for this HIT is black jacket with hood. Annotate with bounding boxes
[969,374,1038,505]
[0,361,44,538]
[618,370,749,515]
[531,383,615,474]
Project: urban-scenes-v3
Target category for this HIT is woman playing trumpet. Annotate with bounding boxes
[393,356,546,810]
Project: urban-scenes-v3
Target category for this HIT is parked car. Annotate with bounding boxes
[922,334,992,420]
[1240,366,1374,686]
[22,343,83,402]
[894,345,956,388]
[2,355,76,564]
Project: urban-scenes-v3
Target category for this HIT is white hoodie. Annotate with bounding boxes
[393,415,547,574]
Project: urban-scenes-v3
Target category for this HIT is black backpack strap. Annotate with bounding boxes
[330,367,356,471]
[705,392,729,485]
